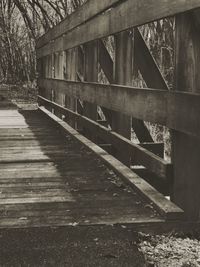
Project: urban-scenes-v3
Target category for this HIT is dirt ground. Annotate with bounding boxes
[0,226,145,267]
[1,226,200,267]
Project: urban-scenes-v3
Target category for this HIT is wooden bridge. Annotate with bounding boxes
[1,0,200,231]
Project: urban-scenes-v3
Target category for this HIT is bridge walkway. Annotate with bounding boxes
[0,104,165,229]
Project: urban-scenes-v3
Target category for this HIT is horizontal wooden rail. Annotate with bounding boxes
[37,0,122,49]
[37,0,200,58]
[39,105,183,220]
[38,95,172,180]
[38,78,200,138]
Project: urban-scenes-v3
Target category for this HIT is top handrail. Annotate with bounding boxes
[36,0,200,58]
[36,0,122,49]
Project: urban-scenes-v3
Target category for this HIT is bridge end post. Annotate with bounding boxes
[172,11,200,220]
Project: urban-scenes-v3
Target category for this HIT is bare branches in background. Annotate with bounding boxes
[0,0,86,83]
[0,0,173,87]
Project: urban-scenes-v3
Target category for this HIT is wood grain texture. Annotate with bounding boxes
[99,39,153,143]
[36,0,122,48]
[36,0,200,58]
[112,31,132,154]
[38,95,171,180]
[98,40,115,127]
[64,48,77,128]
[82,41,98,133]
[38,78,200,138]
[134,28,169,90]
[39,106,183,220]
[172,12,200,220]
[0,107,171,228]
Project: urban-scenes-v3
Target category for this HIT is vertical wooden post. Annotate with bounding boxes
[44,56,48,78]
[54,51,65,117]
[65,48,77,127]
[112,31,132,164]
[172,12,200,220]
[50,53,55,113]
[77,46,84,81]
[77,46,85,117]
[48,54,54,112]
[37,58,43,97]
[83,41,98,139]
[47,55,51,78]
[60,51,65,106]
[52,53,58,112]
[49,54,54,79]
[113,31,132,138]
[43,56,49,101]
[98,38,153,143]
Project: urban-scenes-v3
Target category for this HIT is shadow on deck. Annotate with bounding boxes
[0,108,164,229]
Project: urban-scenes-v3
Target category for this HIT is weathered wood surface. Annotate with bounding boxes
[38,95,172,180]
[36,0,122,48]
[172,12,200,220]
[38,78,200,138]
[36,0,200,58]
[0,107,175,228]
[111,31,132,165]
[64,48,77,128]
[99,39,153,143]
[134,28,169,90]
[82,41,98,139]
[40,106,183,220]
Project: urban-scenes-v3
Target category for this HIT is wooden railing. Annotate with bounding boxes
[36,0,200,220]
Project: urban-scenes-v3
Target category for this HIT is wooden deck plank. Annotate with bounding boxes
[0,206,156,219]
[0,108,183,228]
[0,216,164,229]
[0,199,151,211]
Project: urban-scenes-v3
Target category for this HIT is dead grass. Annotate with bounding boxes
[0,82,38,103]
[138,232,200,267]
